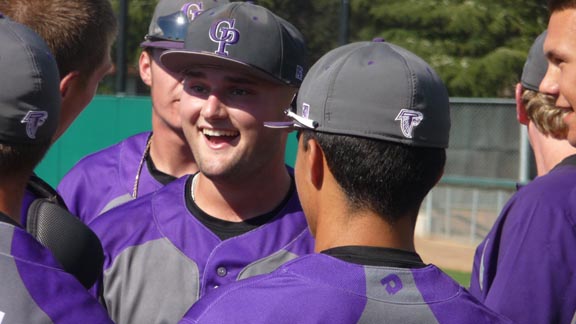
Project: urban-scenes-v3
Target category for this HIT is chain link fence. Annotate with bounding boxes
[416,98,526,244]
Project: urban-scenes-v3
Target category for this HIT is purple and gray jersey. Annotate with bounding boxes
[180,253,512,324]
[58,132,161,224]
[470,155,576,323]
[89,175,314,324]
[0,218,113,323]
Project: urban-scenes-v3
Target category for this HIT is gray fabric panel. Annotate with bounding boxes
[103,238,199,324]
[357,267,439,324]
[98,193,134,215]
[0,226,53,323]
[237,249,298,280]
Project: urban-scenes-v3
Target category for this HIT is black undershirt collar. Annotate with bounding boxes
[185,173,296,240]
[146,152,178,185]
[322,245,427,268]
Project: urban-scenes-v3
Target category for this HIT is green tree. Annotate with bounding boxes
[349,0,549,97]
[104,0,549,98]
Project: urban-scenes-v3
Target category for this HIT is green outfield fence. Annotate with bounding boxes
[37,96,521,245]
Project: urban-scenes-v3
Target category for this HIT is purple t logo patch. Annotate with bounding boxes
[21,111,48,139]
[395,109,423,139]
[381,274,403,295]
[209,19,240,56]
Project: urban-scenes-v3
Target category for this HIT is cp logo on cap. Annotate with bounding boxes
[182,2,204,21]
[395,109,423,139]
[209,19,240,56]
[21,111,49,139]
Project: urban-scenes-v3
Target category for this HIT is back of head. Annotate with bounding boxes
[520,30,568,138]
[141,0,230,50]
[277,40,450,221]
[0,15,61,178]
[160,1,308,87]
[0,0,118,82]
[548,0,576,11]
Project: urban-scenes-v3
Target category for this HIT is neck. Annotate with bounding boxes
[193,163,291,222]
[0,176,28,225]
[529,124,576,176]
[314,208,417,253]
[149,127,198,178]
[312,173,416,253]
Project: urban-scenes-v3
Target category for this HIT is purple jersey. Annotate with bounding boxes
[89,175,314,324]
[180,253,512,324]
[0,220,113,323]
[470,156,576,323]
[58,132,161,224]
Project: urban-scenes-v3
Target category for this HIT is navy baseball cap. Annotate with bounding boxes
[160,2,308,86]
[521,30,548,92]
[0,15,61,144]
[266,39,451,148]
[141,0,229,50]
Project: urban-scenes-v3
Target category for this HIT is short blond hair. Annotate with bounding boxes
[522,89,568,139]
[0,0,117,83]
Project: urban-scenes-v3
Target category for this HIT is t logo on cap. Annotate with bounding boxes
[395,109,423,139]
[21,111,49,140]
[209,19,239,55]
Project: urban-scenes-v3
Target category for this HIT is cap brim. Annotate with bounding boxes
[160,50,288,85]
[140,40,184,49]
[264,110,317,129]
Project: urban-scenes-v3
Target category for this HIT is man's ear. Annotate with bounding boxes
[139,50,153,87]
[307,138,324,190]
[515,83,530,125]
[59,71,80,99]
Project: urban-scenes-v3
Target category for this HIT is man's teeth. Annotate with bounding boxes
[203,129,238,137]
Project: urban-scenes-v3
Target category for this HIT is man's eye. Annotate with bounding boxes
[189,85,208,94]
[231,88,249,96]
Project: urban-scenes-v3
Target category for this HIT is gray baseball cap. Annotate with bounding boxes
[141,0,229,50]
[160,2,308,86]
[521,30,548,92]
[0,15,61,144]
[266,39,451,148]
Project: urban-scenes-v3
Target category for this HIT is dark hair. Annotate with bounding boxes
[300,130,445,223]
[0,141,51,180]
[0,0,118,83]
[548,0,576,11]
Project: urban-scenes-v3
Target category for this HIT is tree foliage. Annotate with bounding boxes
[108,0,549,98]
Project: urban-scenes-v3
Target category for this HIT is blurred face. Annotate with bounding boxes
[180,66,295,181]
[53,47,113,141]
[540,9,576,146]
[140,48,184,133]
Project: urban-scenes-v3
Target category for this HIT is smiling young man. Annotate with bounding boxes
[88,3,314,324]
[540,0,576,146]
[57,0,227,224]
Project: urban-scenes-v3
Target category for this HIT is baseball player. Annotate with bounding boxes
[57,0,228,225]
[178,40,513,324]
[0,16,113,323]
[0,0,117,288]
[469,29,576,323]
[89,3,314,323]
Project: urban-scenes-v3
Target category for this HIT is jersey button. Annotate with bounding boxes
[217,266,227,277]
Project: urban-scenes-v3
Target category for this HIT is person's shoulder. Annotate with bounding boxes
[515,164,576,200]
[0,222,63,269]
[65,132,150,171]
